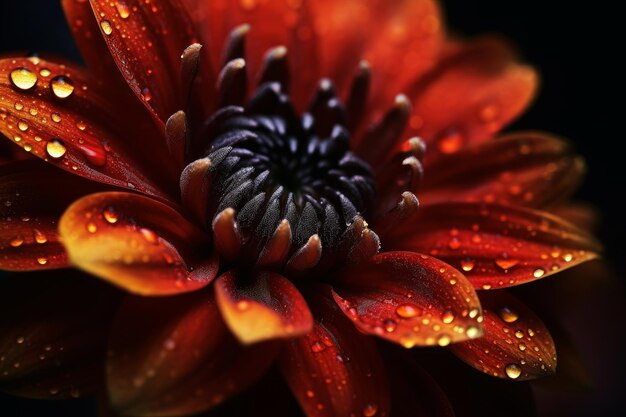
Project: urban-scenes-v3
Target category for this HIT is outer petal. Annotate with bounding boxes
[87,0,196,123]
[0,272,120,399]
[59,191,218,296]
[108,289,278,416]
[279,285,390,417]
[420,132,586,208]
[0,160,106,271]
[333,252,484,348]
[450,291,557,380]
[407,38,538,156]
[384,203,601,290]
[215,270,313,344]
[0,57,168,199]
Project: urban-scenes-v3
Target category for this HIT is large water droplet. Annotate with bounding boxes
[17,121,29,132]
[495,258,519,270]
[33,229,47,244]
[460,258,475,272]
[441,310,455,324]
[50,76,75,99]
[437,334,451,346]
[101,20,113,35]
[362,403,378,417]
[383,318,397,333]
[115,1,131,19]
[45,139,67,159]
[10,236,24,247]
[498,307,519,323]
[533,268,545,278]
[9,68,37,91]
[505,363,522,379]
[396,304,422,318]
[51,112,62,123]
[103,206,119,224]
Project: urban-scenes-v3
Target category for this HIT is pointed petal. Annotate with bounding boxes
[410,38,538,157]
[385,203,601,289]
[279,286,390,417]
[59,191,218,295]
[0,57,169,200]
[0,160,105,271]
[86,0,196,123]
[450,291,557,380]
[215,270,313,344]
[333,252,484,348]
[0,272,120,399]
[420,132,586,208]
[108,289,278,416]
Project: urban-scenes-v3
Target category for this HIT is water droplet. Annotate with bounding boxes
[140,228,158,244]
[437,334,451,346]
[77,141,107,166]
[498,307,519,323]
[141,87,152,101]
[383,318,397,333]
[17,121,28,132]
[466,325,480,339]
[51,112,62,123]
[39,68,51,77]
[14,102,24,110]
[37,257,48,265]
[442,310,455,324]
[86,222,97,233]
[70,388,81,398]
[10,236,24,247]
[311,341,326,353]
[468,308,480,319]
[533,268,545,278]
[448,237,461,250]
[76,120,87,131]
[518,343,527,351]
[461,258,475,272]
[396,304,422,318]
[50,76,75,99]
[9,68,37,91]
[495,258,520,270]
[103,206,118,224]
[115,1,131,18]
[33,229,47,244]
[45,139,67,159]
[49,387,60,396]
[306,390,315,398]
[16,336,24,344]
[363,403,378,417]
[437,128,464,154]
[23,143,32,152]
[505,363,522,379]
[562,253,573,262]
[514,330,524,339]
[101,20,113,35]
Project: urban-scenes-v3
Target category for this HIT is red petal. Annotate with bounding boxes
[87,0,197,123]
[215,270,313,344]
[279,286,390,417]
[59,191,218,295]
[450,290,557,380]
[410,38,538,157]
[384,203,601,290]
[0,272,120,399]
[0,57,169,200]
[0,160,106,271]
[333,252,484,348]
[108,289,278,416]
[420,132,586,208]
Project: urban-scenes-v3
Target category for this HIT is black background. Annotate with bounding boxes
[0,0,622,416]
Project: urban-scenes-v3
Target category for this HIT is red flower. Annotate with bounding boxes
[0,0,600,416]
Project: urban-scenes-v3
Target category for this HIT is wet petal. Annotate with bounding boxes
[420,132,586,208]
[385,203,601,290]
[0,272,120,399]
[450,291,557,380]
[0,57,169,200]
[0,160,107,271]
[215,270,313,344]
[333,252,484,348]
[87,0,197,122]
[59,191,218,295]
[108,289,278,416]
[279,286,390,417]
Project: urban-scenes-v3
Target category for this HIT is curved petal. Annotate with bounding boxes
[0,57,169,200]
[0,272,121,399]
[215,270,313,344]
[279,285,390,417]
[384,203,601,290]
[0,160,106,271]
[450,290,557,380]
[420,132,586,208]
[59,191,218,296]
[87,0,197,123]
[108,289,278,416]
[406,37,538,157]
[333,252,484,348]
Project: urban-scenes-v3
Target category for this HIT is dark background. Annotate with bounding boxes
[1,0,622,416]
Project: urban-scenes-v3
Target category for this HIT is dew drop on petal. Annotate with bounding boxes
[514,330,524,339]
[498,307,519,323]
[103,206,119,224]
[139,228,158,244]
[76,120,87,131]
[33,229,47,244]
[17,121,28,131]
[395,304,422,318]
[437,128,463,154]
[37,257,48,265]
[441,310,455,324]
[141,87,152,101]
[115,1,131,19]
[16,337,24,344]
[45,139,67,159]
[9,68,37,91]
[51,112,62,123]
[39,68,51,77]
[49,387,59,396]
[495,258,519,270]
[10,236,24,247]
[86,222,97,233]
[101,20,113,35]
[50,76,75,99]
[311,341,326,353]
[437,334,451,346]
[466,325,481,339]
[383,318,397,333]
[505,363,522,379]
[363,403,378,417]
[460,258,475,272]
[533,268,545,278]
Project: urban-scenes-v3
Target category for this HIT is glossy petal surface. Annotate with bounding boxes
[333,252,483,347]
[59,192,218,295]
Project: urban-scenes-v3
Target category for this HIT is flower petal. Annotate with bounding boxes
[215,270,313,344]
[87,0,196,123]
[450,290,557,380]
[59,191,218,295]
[420,132,586,208]
[384,203,601,290]
[409,38,538,157]
[0,57,169,200]
[0,160,106,271]
[279,285,390,417]
[0,272,120,399]
[108,289,278,416]
[333,252,484,348]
